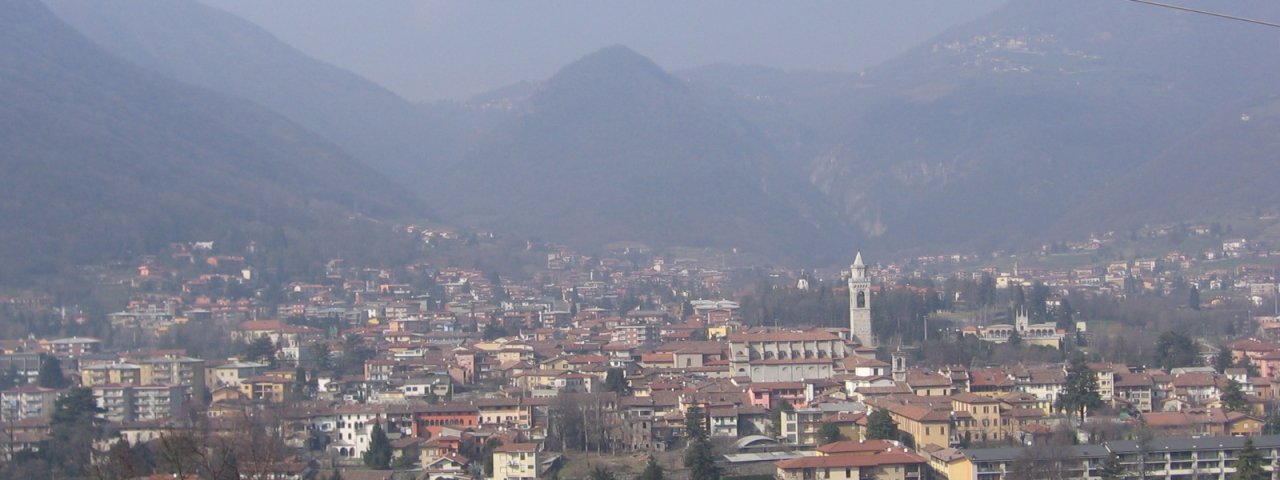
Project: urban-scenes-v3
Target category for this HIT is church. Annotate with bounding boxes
[963,308,1065,349]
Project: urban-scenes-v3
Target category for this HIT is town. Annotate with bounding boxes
[0,215,1278,480]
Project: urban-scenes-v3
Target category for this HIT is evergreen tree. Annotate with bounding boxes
[1153,331,1200,371]
[639,455,664,480]
[1264,413,1280,435]
[603,368,629,394]
[49,386,106,477]
[362,423,392,469]
[683,435,719,480]
[1189,286,1201,310]
[481,438,502,476]
[818,423,846,444]
[1056,355,1103,422]
[589,465,617,480]
[1235,356,1261,377]
[1214,347,1234,373]
[1222,380,1249,413]
[683,405,719,480]
[37,354,69,388]
[1233,438,1265,480]
[1098,453,1126,480]
[865,409,897,440]
[294,366,308,397]
[0,365,20,390]
[52,386,104,427]
[1007,328,1023,347]
[768,401,793,437]
[243,337,276,365]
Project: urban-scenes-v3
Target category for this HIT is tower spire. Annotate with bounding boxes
[849,251,874,347]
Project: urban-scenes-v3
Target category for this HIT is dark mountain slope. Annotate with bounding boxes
[432,46,852,262]
[0,0,416,281]
[45,0,494,195]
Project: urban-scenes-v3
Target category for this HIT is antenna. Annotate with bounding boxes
[1126,0,1280,29]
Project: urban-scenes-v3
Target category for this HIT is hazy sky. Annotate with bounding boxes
[199,1,1008,103]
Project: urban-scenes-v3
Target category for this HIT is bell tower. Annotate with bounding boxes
[849,252,875,347]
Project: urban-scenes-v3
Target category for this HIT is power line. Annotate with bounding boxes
[1127,0,1280,29]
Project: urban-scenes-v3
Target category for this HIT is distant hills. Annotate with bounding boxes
[35,0,1280,266]
[426,46,854,262]
[0,0,417,281]
[45,0,496,196]
[681,0,1280,254]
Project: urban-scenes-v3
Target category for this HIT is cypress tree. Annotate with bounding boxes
[362,423,392,469]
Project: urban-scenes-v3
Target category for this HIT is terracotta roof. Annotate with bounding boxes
[728,331,840,343]
[816,439,899,455]
[493,442,540,453]
[776,451,925,469]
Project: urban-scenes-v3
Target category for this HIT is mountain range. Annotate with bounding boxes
[0,0,417,281]
[24,0,1280,269]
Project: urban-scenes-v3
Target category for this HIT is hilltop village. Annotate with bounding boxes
[1,220,1279,480]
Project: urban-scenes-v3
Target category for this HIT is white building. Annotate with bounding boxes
[849,252,875,347]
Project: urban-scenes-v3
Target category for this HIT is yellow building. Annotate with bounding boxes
[883,404,952,449]
[492,443,540,480]
[80,363,143,387]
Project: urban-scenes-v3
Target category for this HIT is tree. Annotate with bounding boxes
[1189,286,1201,310]
[340,334,373,377]
[685,405,708,442]
[1097,453,1126,480]
[1056,355,1103,422]
[51,386,104,427]
[1233,438,1266,480]
[1265,412,1280,435]
[603,368,629,394]
[1153,331,1200,371]
[36,354,68,389]
[243,337,276,365]
[683,434,719,480]
[1235,355,1261,377]
[294,366,308,398]
[481,438,502,476]
[1214,347,1234,373]
[47,387,107,477]
[1222,380,1249,413]
[818,423,846,445]
[362,423,392,469]
[589,465,617,480]
[683,405,719,480]
[689,328,709,341]
[865,409,897,441]
[639,455,664,480]
[309,342,333,372]
[482,320,510,340]
[768,400,793,437]
[391,454,416,470]
[1007,328,1023,347]
[0,365,20,390]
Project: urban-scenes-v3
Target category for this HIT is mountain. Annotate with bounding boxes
[684,0,1280,253]
[430,46,852,261]
[44,0,497,196]
[0,0,417,281]
[1061,94,1280,230]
